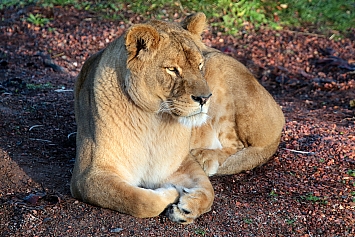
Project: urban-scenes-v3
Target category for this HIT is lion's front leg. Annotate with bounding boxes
[71,169,179,218]
[165,156,214,224]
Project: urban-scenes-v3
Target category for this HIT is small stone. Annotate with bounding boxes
[110,227,123,233]
[43,217,52,223]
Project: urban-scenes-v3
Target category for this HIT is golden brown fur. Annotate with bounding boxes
[190,48,285,176]
[179,15,284,177]
[71,13,214,224]
[71,12,284,224]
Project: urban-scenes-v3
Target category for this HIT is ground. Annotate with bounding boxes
[0,5,354,237]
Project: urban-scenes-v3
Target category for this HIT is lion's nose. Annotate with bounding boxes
[191,94,212,105]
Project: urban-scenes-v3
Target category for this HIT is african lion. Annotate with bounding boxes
[71,13,284,224]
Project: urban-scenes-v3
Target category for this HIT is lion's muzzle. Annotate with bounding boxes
[191,93,212,106]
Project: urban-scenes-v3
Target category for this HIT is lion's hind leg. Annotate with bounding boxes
[216,137,281,175]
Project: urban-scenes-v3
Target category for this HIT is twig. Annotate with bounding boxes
[29,125,44,131]
[52,52,65,59]
[29,138,52,143]
[67,132,77,139]
[341,117,355,122]
[282,148,316,155]
[55,89,73,93]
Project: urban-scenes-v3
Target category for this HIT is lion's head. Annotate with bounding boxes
[123,13,211,127]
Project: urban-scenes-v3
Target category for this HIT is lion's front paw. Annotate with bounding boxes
[165,188,212,224]
[191,149,219,176]
[166,203,195,224]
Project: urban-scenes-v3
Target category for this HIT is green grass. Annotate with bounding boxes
[26,13,50,26]
[269,189,278,198]
[285,218,296,225]
[347,169,355,177]
[301,193,328,205]
[304,193,321,202]
[243,218,253,224]
[275,0,355,34]
[1,0,354,36]
[26,82,53,90]
[194,228,206,236]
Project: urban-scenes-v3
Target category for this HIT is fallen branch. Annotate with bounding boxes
[35,51,66,73]
[341,117,355,121]
[29,138,52,143]
[52,52,65,59]
[67,132,77,139]
[29,125,44,131]
[282,148,316,155]
[55,89,73,93]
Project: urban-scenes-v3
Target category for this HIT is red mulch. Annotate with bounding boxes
[1,5,354,237]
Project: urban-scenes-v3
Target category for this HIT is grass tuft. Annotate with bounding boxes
[1,0,354,36]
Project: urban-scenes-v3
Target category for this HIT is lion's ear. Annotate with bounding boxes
[181,12,206,36]
[125,24,160,61]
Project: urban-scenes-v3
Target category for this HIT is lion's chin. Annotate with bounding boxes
[178,113,209,127]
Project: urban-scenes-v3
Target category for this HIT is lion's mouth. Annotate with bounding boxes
[157,100,209,127]
[178,112,209,127]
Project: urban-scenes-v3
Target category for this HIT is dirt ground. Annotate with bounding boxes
[0,5,354,237]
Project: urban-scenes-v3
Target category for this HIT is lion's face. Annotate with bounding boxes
[124,20,211,127]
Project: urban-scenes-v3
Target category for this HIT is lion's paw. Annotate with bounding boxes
[191,149,219,176]
[166,188,198,224]
[166,203,195,224]
[202,158,219,176]
[165,188,211,224]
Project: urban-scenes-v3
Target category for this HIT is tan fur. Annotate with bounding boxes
[189,48,285,176]
[71,14,214,224]
[181,14,285,176]
[71,13,284,224]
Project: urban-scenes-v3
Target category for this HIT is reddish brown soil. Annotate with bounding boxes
[1,6,354,237]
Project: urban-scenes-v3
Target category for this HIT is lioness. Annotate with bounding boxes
[71,13,284,224]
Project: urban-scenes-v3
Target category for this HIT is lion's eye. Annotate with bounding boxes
[198,62,204,70]
[166,67,179,76]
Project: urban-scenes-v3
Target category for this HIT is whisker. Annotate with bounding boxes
[156,101,173,114]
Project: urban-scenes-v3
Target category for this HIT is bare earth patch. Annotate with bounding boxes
[1,6,354,236]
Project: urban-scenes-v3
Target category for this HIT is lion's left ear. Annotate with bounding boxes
[181,12,206,36]
[125,24,160,61]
